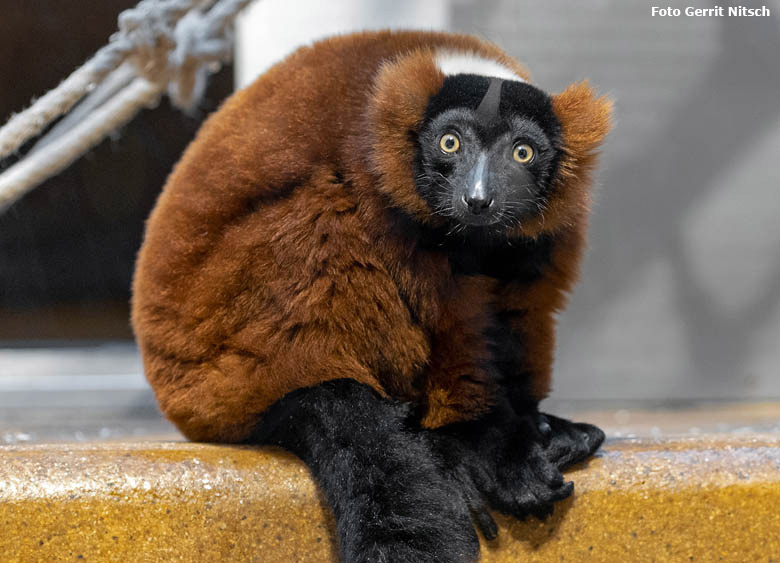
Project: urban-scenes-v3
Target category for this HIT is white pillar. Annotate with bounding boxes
[235,0,452,89]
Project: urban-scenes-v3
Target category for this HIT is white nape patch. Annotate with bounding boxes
[435,51,525,82]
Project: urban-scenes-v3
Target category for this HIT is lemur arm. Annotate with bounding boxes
[495,224,588,411]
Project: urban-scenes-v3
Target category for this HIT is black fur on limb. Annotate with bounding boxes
[252,378,603,563]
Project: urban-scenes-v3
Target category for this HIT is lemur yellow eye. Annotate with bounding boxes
[439,133,460,153]
[513,143,534,164]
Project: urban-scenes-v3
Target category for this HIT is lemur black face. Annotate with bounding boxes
[415,75,562,233]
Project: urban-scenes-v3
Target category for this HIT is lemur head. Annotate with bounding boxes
[417,73,562,232]
[367,46,612,240]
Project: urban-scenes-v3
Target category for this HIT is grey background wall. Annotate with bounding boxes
[448,0,780,400]
[1,0,778,404]
[235,0,780,401]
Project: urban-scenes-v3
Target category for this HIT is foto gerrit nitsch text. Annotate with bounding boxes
[651,5,771,16]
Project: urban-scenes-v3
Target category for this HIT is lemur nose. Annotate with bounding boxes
[463,194,493,214]
[464,152,492,215]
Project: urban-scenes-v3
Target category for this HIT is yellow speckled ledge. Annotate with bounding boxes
[1,436,779,562]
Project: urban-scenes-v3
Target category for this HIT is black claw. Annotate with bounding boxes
[474,509,498,541]
[537,415,553,443]
[513,491,541,517]
[574,423,606,456]
[541,503,558,519]
[540,415,606,469]
[590,427,606,452]
[532,503,554,520]
[545,481,574,504]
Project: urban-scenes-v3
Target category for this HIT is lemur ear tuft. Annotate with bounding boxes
[509,81,612,237]
[552,81,613,171]
[366,49,446,223]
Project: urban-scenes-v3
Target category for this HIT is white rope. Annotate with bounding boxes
[0,78,161,211]
[0,47,126,160]
[0,0,255,212]
[0,0,197,160]
[29,64,138,155]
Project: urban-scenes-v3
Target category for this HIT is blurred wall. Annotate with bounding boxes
[236,0,780,401]
[1,1,778,401]
[448,0,780,400]
[0,1,234,339]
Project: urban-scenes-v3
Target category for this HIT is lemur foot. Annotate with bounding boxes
[535,412,605,470]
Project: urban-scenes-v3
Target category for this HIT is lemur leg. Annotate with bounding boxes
[494,229,606,472]
[418,275,591,535]
[252,379,480,563]
[491,304,605,472]
[488,306,605,473]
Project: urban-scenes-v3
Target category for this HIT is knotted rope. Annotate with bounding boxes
[0,0,254,212]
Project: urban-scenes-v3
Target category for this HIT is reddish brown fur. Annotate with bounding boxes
[132,31,611,442]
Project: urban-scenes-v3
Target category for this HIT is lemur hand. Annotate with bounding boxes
[426,407,603,539]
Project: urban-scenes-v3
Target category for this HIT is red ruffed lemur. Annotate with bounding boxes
[132,30,612,563]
